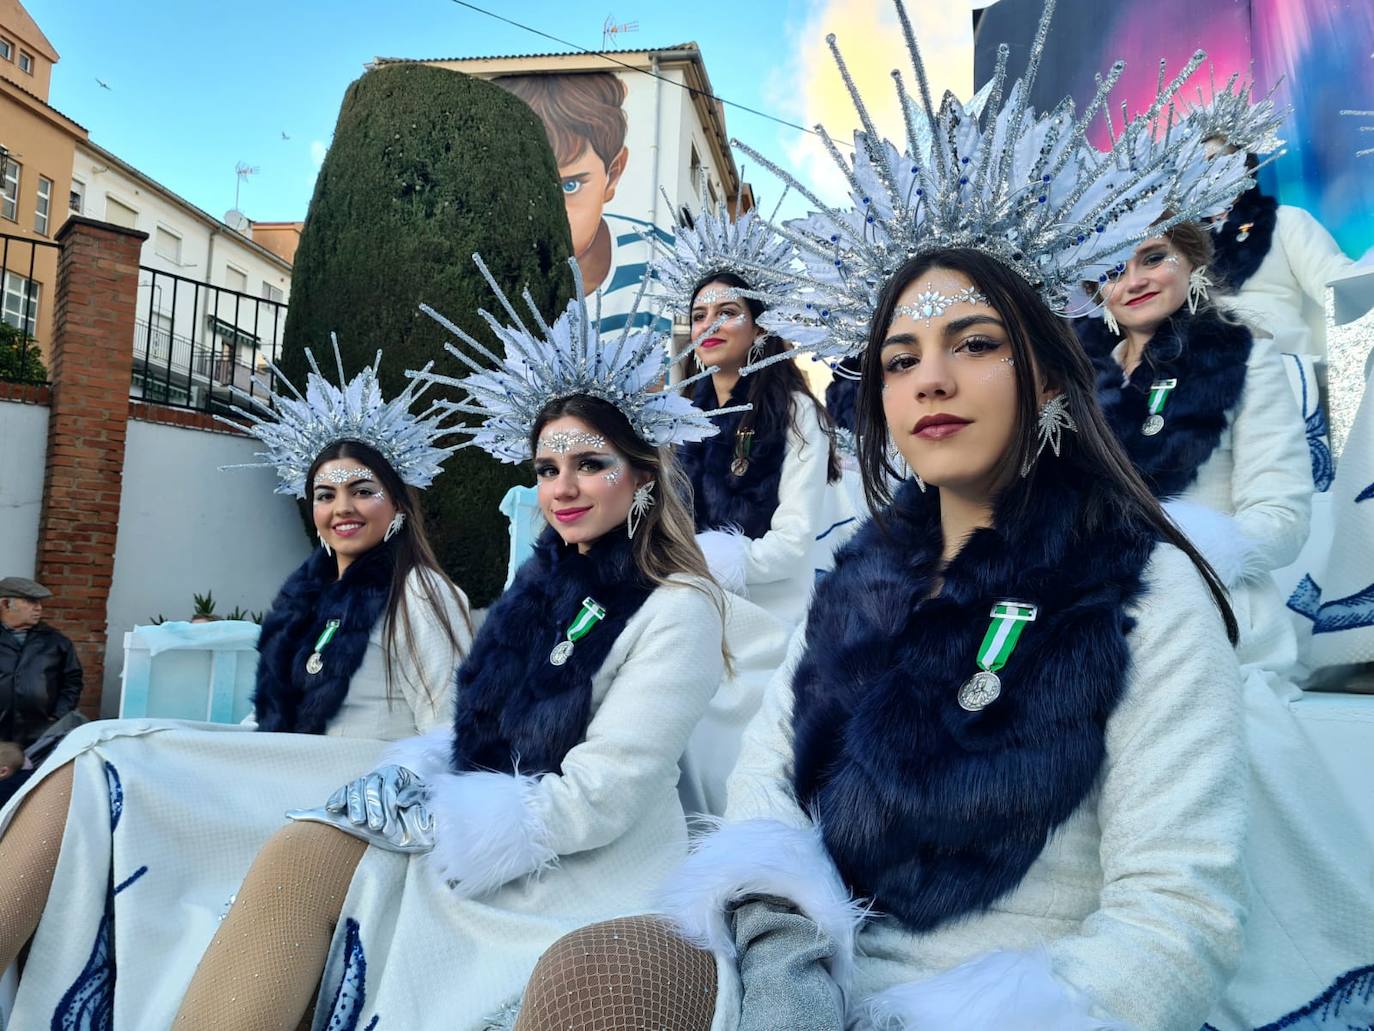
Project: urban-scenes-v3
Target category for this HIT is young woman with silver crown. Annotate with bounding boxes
[170,256,730,1031]
[0,349,472,1028]
[508,5,1302,1029]
[1081,211,1374,1023]
[648,195,847,631]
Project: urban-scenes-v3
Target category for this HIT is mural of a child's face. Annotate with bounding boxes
[559,142,629,259]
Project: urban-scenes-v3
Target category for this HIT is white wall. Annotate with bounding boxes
[0,399,48,579]
[102,419,311,712]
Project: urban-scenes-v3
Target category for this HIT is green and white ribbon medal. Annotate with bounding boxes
[958,601,1038,711]
[1142,378,1177,437]
[305,619,342,676]
[550,597,606,667]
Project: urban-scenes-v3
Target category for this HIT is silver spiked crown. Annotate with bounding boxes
[407,255,744,464]
[1185,69,1287,157]
[730,0,1255,367]
[217,341,463,498]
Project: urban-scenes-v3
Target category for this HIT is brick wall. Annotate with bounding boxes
[33,217,147,716]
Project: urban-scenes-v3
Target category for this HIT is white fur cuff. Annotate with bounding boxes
[379,727,453,781]
[697,529,750,596]
[421,769,557,898]
[656,819,865,996]
[1162,499,1263,587]
[859,949,1130,1031]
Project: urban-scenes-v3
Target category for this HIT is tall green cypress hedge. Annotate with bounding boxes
[281,64,574,606]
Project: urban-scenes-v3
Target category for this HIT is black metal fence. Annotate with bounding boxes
[0,231,58,385]
[131,266,287,416]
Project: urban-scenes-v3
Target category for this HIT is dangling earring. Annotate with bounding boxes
[887,434,924,492]
[1020,394,1077,477]
[1187,265,1214,314]
[1103,306,1120,337]
[318,532,332,557]
[384,512,407,542]
[747,334,766,366]
[627,480,656,538]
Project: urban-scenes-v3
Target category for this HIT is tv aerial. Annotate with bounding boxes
[234,161,260,210]
[602,13,639,49]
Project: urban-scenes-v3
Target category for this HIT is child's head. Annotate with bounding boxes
[0,740,25,779]
[494,73,630,258]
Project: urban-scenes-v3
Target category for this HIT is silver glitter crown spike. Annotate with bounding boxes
[216,337,463,498]
[729,0,1255,368]
[644,168,800,319]
[407,254,747,464]
[1185,66,1287,157]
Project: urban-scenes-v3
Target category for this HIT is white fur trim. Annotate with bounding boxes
[656,818,866,998]
[1162,499,1263,587]
[859,949,1130,1031]
[420,769,557,898]
[379,727,453,781]
[696,529,750,596]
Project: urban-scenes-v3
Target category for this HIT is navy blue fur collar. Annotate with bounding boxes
[677,376,787,539]
[1211,187,1278,291]
[450,528,655,776]
[823,358,862,435]
[254,541,396,734]
[791,462,1154,932]
[1080,309,1252,499]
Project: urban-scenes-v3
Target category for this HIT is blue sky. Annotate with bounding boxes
[27,0,831,223]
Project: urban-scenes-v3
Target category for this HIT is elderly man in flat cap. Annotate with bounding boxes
[1,577,84,750]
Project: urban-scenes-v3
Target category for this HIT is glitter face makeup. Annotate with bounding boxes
[538,431,608,455]
[693,287,742,306]
[314,467,376,486]
[603,462,624,486]
[894,285,991,327]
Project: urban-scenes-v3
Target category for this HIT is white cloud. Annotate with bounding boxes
[310,140,329,170]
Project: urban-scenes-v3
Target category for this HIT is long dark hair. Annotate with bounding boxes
[857,248,1238,643]
[306,440,472,701]
[689,271,840,483]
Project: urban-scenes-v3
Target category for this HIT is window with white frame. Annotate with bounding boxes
[260,281,284,303]
[689,145,703,197]
[18,50,33,74]
[35,176,51,235]
[2,272,40,337]
[154,226,182,263]
[225,265,248,293]
[0,38,12,62]
[69,177,85,215]
[104,195,138,229]
[1,157,19,222]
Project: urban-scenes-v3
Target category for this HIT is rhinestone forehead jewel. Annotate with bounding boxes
[406,254,748,465]
[729,0,1254,368]
[216,337,463,498]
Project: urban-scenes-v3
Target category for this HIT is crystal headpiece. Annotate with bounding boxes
[731,0,1254,366]
[217,340,462,497]
[408,255,745,464]
[1185,69,1286,157]
[644,177,799,318]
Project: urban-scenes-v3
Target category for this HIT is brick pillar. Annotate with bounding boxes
[34,217,147,717]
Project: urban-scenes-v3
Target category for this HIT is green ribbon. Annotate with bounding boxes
[974,601,1038,674]
[1147,378,1178,417]
[313,619,341,654]
[564,598,605,644]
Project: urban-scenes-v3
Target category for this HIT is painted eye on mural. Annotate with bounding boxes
[560,177,584,196]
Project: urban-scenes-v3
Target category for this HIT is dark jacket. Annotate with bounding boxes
[0,622,84,747]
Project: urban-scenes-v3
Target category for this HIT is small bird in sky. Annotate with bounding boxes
[281,131,291,141]
[95,77,111,90]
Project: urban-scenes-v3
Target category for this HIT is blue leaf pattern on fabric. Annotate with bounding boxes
[1356,481,1374,504]
[1289,356,1334,492]
[321,917,376,1031]
[1202,963,1374,1029]
[1287,575,1374,634]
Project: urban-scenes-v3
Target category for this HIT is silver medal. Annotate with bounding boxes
[549,640,574,666]
[1142,413,1165,436]
[958,670,1002,711]
[306,653,324,675]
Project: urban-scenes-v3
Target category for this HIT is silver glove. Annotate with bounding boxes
[287,763,435,853]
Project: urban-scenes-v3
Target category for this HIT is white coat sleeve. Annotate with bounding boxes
[1045,544,1248,1028]
[392,571,471,733]
[1277,205,1354,306]
[1226,337,1313,572]
[740,398,833,587]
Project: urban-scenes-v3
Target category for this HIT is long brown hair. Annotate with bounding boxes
[306,440,472,703]
[856,248,1239,643]
[689,271,841,483]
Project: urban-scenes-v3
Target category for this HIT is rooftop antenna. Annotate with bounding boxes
[234,161,260,210]
[601,13,639,50]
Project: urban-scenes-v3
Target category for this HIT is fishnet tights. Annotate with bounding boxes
[172,820,366,1031]
[0,761,73,973]
[514,916,717,1031]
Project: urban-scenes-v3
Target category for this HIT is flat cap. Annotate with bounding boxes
[0,577,52,600]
